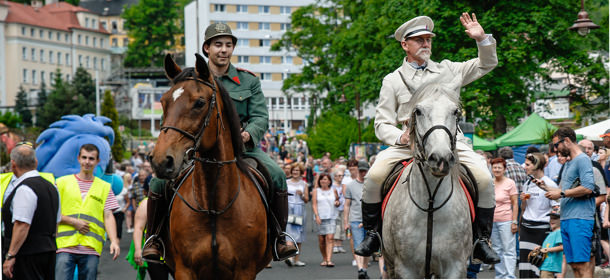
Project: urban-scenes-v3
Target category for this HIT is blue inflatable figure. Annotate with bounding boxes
[36,114,115,178]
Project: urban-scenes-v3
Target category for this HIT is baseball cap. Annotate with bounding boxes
[358,160,369,171]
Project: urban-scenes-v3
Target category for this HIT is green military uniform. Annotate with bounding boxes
[216,64,287,192]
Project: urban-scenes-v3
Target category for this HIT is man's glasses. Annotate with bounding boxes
[553,139,565,149]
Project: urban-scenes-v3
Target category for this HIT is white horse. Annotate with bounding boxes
[382,78,472,278]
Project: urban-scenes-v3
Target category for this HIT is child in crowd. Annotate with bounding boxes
[536,208,563,278]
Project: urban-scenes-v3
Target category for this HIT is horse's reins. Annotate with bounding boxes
[159,76,238,277]
[406,112,458,279]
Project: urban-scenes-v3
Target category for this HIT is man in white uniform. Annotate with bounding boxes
[355,13,500,265]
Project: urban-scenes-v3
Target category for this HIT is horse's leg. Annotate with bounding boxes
[443,260,467,279]
[173,262,195,280]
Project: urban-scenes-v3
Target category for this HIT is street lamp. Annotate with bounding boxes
[339,83,361,144]
[568,0,600,36]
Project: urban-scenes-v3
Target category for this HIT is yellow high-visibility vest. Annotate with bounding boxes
[56,175,110,254]
[1,172,56,208]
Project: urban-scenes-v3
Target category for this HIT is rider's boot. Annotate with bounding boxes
[271,189,298,260]
[472,207,501,264]
[354,202,382,257]
[142,178,168,262]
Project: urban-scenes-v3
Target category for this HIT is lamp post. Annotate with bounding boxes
[339,83,361,144]
[568,0,600,36]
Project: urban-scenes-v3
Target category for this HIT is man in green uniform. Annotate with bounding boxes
[143,23,298,262]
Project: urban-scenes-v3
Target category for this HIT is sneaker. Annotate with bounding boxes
[294,261,306,267]
[358,269,370,279]
[337,246,347,253]
[352,259,357,267]
[333,246,340,254]
[284,258,293,267]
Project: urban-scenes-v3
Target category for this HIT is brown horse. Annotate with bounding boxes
[150,53,271,279]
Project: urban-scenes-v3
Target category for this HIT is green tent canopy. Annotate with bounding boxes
[473,135,497,151]
[493,113,558,147]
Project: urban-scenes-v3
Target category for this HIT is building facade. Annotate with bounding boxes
[0,0,111,109]
[184,0,314,132]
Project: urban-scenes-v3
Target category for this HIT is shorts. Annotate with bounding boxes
[318,219,335,235]
[350,221,365,249]
[561,219,593,263]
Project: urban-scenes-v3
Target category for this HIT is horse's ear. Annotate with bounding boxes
[194,53,210,81]
[164,54,182,80]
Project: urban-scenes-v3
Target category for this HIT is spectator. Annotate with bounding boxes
[55,144,120,280]
[536,209,563,278]
[499,147,528,193]
[490,157,518,279]
[130,169,149,213]
[343,159,358,186]
[331,168,347,254]
[545,142,563,184]
[1,144,60,279]
[579,140,609,189]
[344,161,371,279]
[541,127,596,278]
[518,153,559,278]
[597,147,608,170]
[284,162,309,267]
[312,173,339,267]
[123,173,134,234]
[282,163,292,179]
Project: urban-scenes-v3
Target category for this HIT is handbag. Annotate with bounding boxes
[288,214,303,226]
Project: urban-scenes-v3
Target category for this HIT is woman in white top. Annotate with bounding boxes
[284,162,309,267]
[312,173,340,267]
[519,152,559,278]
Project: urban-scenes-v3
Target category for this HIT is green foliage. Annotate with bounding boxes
[122,0,182,67]
[306,111,376,158]
[101,90,125,161]
[36,82,48,127]
[15,85,32,127]
[276,0,608,137]
[0,112,22,128]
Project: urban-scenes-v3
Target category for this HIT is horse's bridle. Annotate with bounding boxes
[411,110,458,162]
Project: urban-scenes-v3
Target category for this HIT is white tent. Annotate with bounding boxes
[575,119,610,141]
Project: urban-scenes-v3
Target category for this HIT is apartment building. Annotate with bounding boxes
[184,0,314,132]
[0,0,111,109]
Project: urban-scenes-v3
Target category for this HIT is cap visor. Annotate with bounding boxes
[407,31,436,38]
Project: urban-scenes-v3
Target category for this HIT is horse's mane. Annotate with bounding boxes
[172,68,248,173]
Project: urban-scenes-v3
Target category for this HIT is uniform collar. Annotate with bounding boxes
[399,57,440,79]
[225,64,241,85]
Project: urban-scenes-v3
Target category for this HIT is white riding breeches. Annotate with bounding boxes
[362,135,495,208]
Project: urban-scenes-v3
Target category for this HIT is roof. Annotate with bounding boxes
[473,135,497,151]
[493,113,558,147]
[575,119,610,141]
[79,0,138,16]
[1,1,108,33]
[533,89,570,99]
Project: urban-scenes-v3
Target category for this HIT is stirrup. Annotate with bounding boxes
[273,232,300,261]
[142,234,166,264]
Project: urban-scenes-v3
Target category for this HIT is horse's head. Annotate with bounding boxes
[406,75,462,177]
[151,53,220,179]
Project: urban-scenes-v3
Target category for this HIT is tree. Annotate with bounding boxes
[71,67,96,115]
[36,82,48,127]
[15,85,32,127]
[101,90,125,161]
[38,69,76,128]
[274,0,608,136]
[0,111,21,128]
[122,0,182,67]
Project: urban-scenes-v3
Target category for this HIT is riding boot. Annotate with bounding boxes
[271,189,298,261]
[142,179,169,262]
[472,207,500,264]
[354,202,382,257]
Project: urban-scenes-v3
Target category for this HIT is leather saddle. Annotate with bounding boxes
[381,159,478,210]
[242,156,271,199]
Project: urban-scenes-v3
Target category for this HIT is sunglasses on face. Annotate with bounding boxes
[553,139,565,149]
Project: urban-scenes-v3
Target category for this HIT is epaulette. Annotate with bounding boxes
[236,67,257,77]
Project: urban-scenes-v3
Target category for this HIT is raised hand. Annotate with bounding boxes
[460,13,487,42]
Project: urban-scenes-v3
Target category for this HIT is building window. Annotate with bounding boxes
[123,38,129,47]
[93,57,97,69]
[260,73,271,80]
[86,56,90,68]
[22,47,27,60]
[32,70,37,84]
[101,59,105,70]
[40,50,44,62]
[21,27,25,35]
[66,74,70,81]
[92,19,96,28]
[85,36,89,45]
[78,55,82,66]
[39,29,43,38]
[31,48,36,61]
[100,38,104,48]
[237,56,249,63]
[112,38,118,47]
[57,32,60,41]
[280,6,291,14]
[237,22,248,30]
[259,39,270,47]
[102,21,107,30]
[258,5,269,14]
[65,34,69,42]
[236,5,247,13]
[93,37,97,47]
[48,31,52,39]
[259,22,270,30]
[49,72,54,84]
[30,28,34,37]
[112,21,118,33]
[49,51,54,63]
[41,71,45,84]
[281,23,291,31]
[23,69,27,83]
[237,39,249,47]
[260,56,271,64]
[66,54,70,65]
[57,52,61,65]
[214,4,225,12]
[77,35,81,44]
[85,18,89,28]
